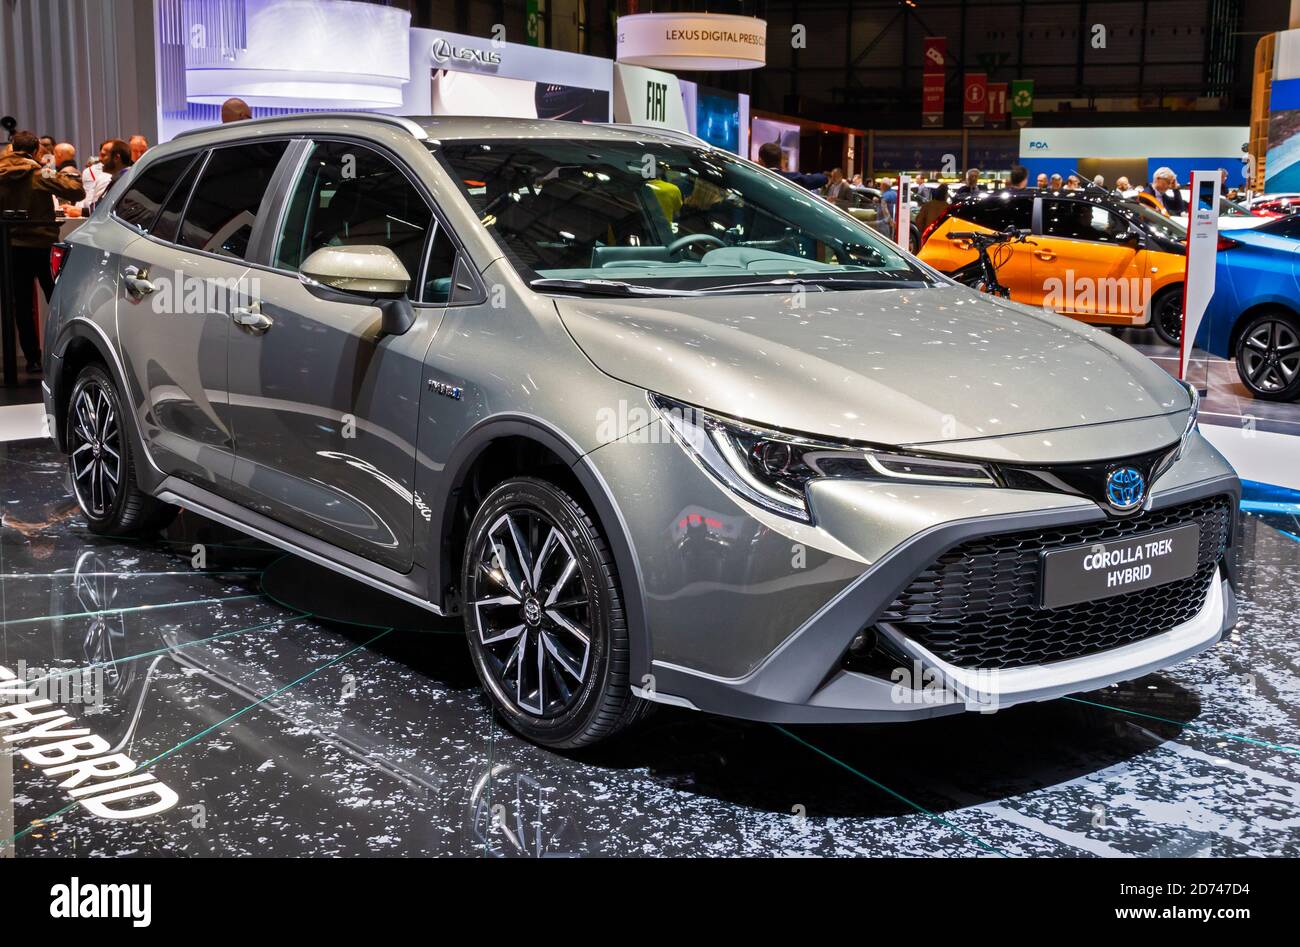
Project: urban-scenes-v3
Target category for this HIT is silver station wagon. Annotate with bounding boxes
[43,113,1238,748]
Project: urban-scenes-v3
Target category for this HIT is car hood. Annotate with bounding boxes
[556,283,1188,454]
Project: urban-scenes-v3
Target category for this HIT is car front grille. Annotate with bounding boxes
[875,495,1232,670]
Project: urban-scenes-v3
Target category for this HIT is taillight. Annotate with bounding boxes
[921,212,947,246]
[1217,236,1240,251]
[50,243,70,282]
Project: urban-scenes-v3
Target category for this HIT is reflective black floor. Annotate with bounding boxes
[2,438,1298,857]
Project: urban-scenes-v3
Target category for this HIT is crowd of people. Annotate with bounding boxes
[0,130,145,373]
[755,139,1242,255]
[756,137,1237,223]
[0,98,253,375]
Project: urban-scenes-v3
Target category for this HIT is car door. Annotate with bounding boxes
[113,141,287,486]
[1033,198,1148,324]
[224,138,455,572]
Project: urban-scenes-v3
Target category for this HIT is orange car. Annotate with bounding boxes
[918,189,1189,343]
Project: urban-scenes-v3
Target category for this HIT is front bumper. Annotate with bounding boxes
[592,422,1239,724]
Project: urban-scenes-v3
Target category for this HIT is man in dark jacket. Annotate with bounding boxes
[0,130,85,372]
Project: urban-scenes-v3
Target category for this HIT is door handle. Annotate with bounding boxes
[122,265,156,296]
[1033,250,1056,261]
[231,305,273,333]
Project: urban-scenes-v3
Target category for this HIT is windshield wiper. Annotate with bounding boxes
[529,274,930,299]
[529,278,696,297]
[694,275,931,294]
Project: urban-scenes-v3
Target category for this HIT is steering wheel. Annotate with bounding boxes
[667,233,726,259]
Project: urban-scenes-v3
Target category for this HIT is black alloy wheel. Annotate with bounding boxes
[461,477,650,748]
[1235,313,1300,401]
[68,375,123,521]
[65,364,176,534]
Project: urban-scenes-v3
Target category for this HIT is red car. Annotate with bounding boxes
[1248,194,1300,218]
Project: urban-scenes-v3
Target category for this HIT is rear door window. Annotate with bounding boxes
[178,140,289,259]
[1042,200,1133,243]
[951,195,1032,232]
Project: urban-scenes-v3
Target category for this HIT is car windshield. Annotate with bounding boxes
[434,139,927,292]
[1220,197,1252,217]
[1126,200,1187,242]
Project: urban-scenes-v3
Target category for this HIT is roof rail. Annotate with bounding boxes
[171,111,428,142]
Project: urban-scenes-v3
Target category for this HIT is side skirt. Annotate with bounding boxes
[155,478,442,616]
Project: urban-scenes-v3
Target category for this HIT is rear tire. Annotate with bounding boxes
[66,364,177,535]
[1234,310,1300,402]
[460,476,651,749]
[1150,286,1184,346]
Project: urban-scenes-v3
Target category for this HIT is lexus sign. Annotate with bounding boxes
[430,36,501,69]
[617,13,766,71]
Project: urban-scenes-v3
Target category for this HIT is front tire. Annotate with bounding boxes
[1235,311,1300,401]
[66,364,176,535]
[460,477,650,749]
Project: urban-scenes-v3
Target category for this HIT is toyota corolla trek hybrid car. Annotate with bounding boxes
[43,114,1239,748]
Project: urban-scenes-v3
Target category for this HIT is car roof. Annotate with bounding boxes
[169,111,707,149]
[953,186,1157,216]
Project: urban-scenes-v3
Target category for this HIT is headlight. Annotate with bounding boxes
[1176,379,1199,458]
[650,394,997,522]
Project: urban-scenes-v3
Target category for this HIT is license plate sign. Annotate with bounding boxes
[1040,524,1201,609]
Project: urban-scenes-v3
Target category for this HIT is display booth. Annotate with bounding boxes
[409,29,613,123]
[156,0,414,141]
[155,14,617,140]
[750,111,861,178]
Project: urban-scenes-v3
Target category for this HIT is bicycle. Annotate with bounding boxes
[946,227,1036,299]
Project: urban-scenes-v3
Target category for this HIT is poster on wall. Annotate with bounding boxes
[963,73,987,128]
[1265,29,1300,193]
[697,87,741,152]
[431,70,608,122]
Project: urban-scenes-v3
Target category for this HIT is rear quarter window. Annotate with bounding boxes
[113,153,197,231]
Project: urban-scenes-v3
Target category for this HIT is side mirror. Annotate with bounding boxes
[300,245,411,295]
[299,245,415,335]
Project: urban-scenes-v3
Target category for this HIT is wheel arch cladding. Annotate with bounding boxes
[51,322,164,491]
[431,416,652,681]
[53,327,116,453]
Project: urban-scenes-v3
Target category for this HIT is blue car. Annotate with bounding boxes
[1196,215,1300,401]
